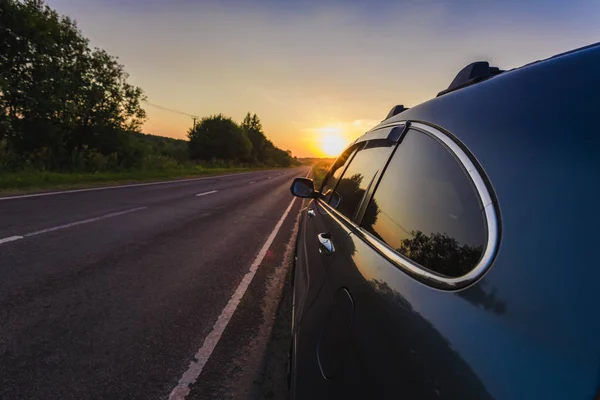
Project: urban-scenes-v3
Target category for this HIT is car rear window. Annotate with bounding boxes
[362,129,486,278]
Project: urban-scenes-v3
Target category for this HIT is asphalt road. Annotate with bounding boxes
[0,167,309,400]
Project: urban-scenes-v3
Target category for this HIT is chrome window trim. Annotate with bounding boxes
[318,198,356,233]
[356,203,498,290]
[411,122,493,208]
[355,122,499,290]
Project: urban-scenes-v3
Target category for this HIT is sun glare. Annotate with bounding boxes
[318,130,347,157]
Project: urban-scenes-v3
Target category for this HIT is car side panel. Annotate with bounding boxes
[294,199,342,327]
[292,199,353,399]
[293,46,600,399]
[390,46,600,398]
[341,230,600,399]
[333,47,600,398]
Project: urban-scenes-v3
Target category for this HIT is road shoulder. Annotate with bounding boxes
[0,167,287,197]
[183,197,302,400]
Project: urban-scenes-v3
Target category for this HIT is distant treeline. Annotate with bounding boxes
[188,113,295,167]
[0,0,295,173]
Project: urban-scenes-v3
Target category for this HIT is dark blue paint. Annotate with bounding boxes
[292,44,600,399]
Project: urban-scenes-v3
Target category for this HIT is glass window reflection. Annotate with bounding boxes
[321,144,360,200]
[332,140,395,220]
[362,130,486,277]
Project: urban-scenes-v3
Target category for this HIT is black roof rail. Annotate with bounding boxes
[437,61,504,97]
[384,105,409,121]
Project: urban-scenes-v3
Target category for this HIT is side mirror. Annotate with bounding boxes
[290,177,317,198]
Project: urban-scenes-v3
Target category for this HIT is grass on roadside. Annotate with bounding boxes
[0,166,278,194]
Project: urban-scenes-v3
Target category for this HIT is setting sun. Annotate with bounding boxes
[317,128,348,157]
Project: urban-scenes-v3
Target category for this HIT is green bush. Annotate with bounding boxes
[141,154,180,170]
[84,150,109,172]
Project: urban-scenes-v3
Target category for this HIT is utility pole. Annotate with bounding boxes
[192,116,198,131]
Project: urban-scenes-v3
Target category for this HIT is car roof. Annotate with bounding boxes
[353,41,600,145]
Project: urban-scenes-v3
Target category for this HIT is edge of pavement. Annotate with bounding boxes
[0,167,297,198]
[182,176,309,400]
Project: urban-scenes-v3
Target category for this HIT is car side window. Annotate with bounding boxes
[330,140,395,220]
[362,129,487,278]
[320,144,360,201]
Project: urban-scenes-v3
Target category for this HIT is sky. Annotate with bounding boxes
[47,0,600,157]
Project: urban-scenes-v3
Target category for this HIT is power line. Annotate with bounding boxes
[143,100,199,132]
[143,101,198,118]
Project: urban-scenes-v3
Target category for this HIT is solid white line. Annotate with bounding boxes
[0,235,24,245]
[24,207,147,237]
[195,190,218,197]
[0,171,264,201]
[168,196,298,400]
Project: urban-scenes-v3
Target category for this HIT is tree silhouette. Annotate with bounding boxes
[188,114,252,162]
[240,112,294,166]
[241,112,266,163]
[396,231,483,277]
[326,172,380,237]
[456,281,507,315]
[1,0,146,170]
[0,2,295,172]
[333,173,365,216]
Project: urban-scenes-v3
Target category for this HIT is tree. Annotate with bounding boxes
[241,112,268,163]
[188,114,252,162]
[397,231,483,277]
[0,0,146,171]
[240,112,294,166]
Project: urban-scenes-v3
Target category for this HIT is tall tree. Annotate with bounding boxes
[240,112,294,166]
[241,112,267,163]
[188,114,252,162]
[0,0,146,170]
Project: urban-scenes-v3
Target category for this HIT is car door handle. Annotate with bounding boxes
[307,208,316,218]
[318,233,335,255]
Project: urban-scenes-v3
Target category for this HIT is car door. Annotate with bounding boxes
[293,144,359,332]
[292,128,402,399]
[292,145,359,399]
[323,125,500,399]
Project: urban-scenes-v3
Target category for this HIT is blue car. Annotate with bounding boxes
[289,43,600,399]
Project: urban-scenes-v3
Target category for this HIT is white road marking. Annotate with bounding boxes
[0,171,263,201]
[0,207,147,245]
[248,181,255,184]
[168,196,298,400]
[23,207,147,238]
[0,235,23,245]
[268,176,272,179]
[195,190,218,197]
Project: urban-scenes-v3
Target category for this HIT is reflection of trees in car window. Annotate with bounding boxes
[333,173,365,216]
[331,142,394,219]
[320,145,358,197]
[365,229,506,314]
[361,130,487,278]
[361,213,483,278]
[361,197,379,231]
[397,230,483,277]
